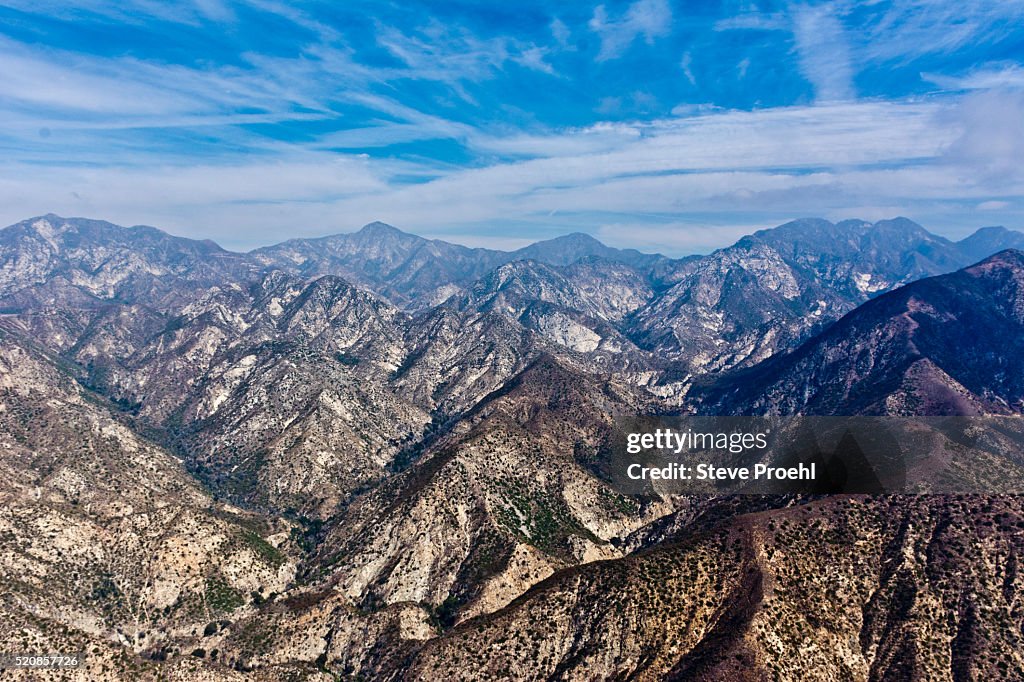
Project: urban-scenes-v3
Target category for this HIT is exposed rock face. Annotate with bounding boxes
[0,214,254,309]
[250,224,671,310]
[455,258,653,323]
[692,250,1024,416]
[3,213,1024,680]
[250,221,509,310]
[0,329,299,680]
[628,217,997,377]
[310,356,663,621]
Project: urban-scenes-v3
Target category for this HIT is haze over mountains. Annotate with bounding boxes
[2,213,1024,680]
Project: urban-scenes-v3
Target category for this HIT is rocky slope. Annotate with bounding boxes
[208,354,677,677]
[313,355,663,616]
[400,495,1024,681]
[0,215,254,310]
[628,217,1019,379]
[0,327,307,680]
[249,222,508,310]
[3,213,1024,680]
[692,249,1024,416]
[251,224,673,310]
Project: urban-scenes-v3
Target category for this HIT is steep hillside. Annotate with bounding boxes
[0,215,253,309]
[629,218,1018,378]
[692,250,1024,416]
[0,329,305,680]
[399,495,1024,681]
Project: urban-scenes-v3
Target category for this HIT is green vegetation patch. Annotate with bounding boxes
[241,529,287,568]
[205,575,245,612]
[493,477,600,556]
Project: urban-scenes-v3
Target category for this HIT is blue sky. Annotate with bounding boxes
[1,1,1023,253]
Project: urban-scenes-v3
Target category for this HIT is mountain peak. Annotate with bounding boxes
[8,214,226,254]
[549,232,604,245]
[26,214,73,238]
[958,226,1024,262]
[753,217,933,243]
[967,225,1011,237]
[510,231,619,266]
[355,221,410,238]
[870,216,930,235]
[745,218,842,249]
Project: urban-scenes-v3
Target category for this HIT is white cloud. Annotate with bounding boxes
[924,63,1024,91]
[589,0,672,62]
[375,21,554,86]
[0,0,236,26]
[0,9,555,131]
[862,0,1024,63]
[0,35,362,122]
[7,95,1024,253]
[192,0,234,23]
[468,123,641,157]
[0,17,562,173]
[713,12,787,32]
[681,52,696,85]
[550,17,572,48]
[0,46,198,115]
[791,4,855,102]
[940,89,1024,184]
[737,57,751,79]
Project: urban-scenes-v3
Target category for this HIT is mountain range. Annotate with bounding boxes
[2,213,1024,680]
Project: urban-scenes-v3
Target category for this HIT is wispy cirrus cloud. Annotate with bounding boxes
[0,35,346,121]
[791,4,855,102]
[862,0,1024,62]
[713,11,787,32]
[550,17,572,48]
[0,0,237,27]
[923,63,1024,91]
[1,0,1024,253]
[680,51,696,85]
[375,20,555,87]
[588,0,672,62]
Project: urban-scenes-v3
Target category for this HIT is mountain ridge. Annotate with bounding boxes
[6,212,1021,263]
[692,248,1024,416]
[5,213,1024,679]
[6,213,1022,318]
